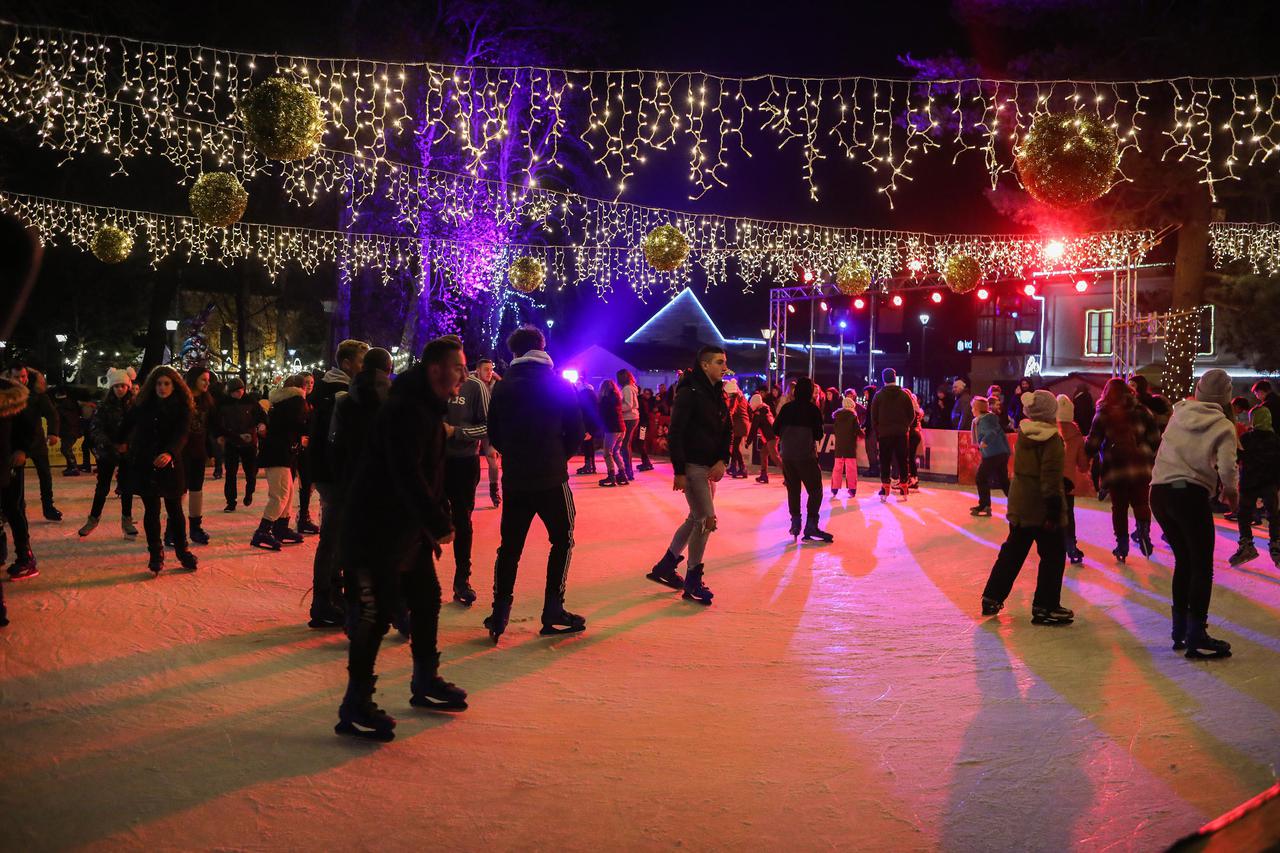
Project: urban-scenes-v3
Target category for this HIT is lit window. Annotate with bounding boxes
[1085,309,1113,357]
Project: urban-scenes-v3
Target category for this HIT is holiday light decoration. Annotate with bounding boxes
[943,253,981,293]
[238,76,325,160]
[835,260,872,295]
[507,256,546,293]
[1210,221,1280,275]
[2,19,1278,205]
[90,224,133,263]
[189,172,249,227]
[1016,112,1120,208]
[642,224,691,272]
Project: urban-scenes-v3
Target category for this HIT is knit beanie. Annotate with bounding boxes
[881,367,898,385]
[1251,406,1274,432]
[226,378,245,393]
[106,367,131,388]
[748,392,764,411]
[1055,393,1075,423]
[842,395,856,410]
[1022,390,1058,424]
[1195,368,1233,407]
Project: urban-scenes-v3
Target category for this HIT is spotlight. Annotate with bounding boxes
[1044,240,1066,261]
[819,300,828,312]
[930,291,943,304]
[838,320,848,330]
[891,294,903,307]
[1023,283,1037,296]
[1074,279,1089,293]
[976,288,990,300]
[786,304,796,314]
[853,298,866,310]
[801,268,815,284]
[561,369,579,384]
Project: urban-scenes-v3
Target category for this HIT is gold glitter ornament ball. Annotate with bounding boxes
[1015,112,1119,208]
[835,261,872,296]
[943,254,982,294]
[507,256,546,293]
[189,173,249,228]
[642,224,691,272]
[90,224,134,264]
[239,77,325,161]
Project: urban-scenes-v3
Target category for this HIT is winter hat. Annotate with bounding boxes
[881,367,898,385]
[1022,390,1058,424]
[1195,368,1233,407]
[1055,393,1075,423]
[125,366,137,381]
[1251,406,1274,432]
[226,378,245,393]
[748,392,764,411]
[723,378,741,396]
[841,396,856,410]
[105,367,131,388]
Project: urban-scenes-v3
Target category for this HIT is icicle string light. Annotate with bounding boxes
[2,18,1278,203]
[1210,221,1280,275]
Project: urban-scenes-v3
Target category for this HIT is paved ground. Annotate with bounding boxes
[1,468,1277,851]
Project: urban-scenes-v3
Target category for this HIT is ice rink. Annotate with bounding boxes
[2,468,1277,851]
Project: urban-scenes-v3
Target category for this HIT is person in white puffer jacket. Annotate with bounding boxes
[1149,368,1239,661]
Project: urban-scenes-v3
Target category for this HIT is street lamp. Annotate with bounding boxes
[919,314,931,383]
[165,319,179,332]
[546,319,555,329]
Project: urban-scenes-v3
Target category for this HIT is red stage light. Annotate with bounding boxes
[802,268,815,284]
[819,300,829,311]
[1023,283,1037,296]
[853,298,866,310]
[1044,240,1066,261]
[1074,279,1089,293]
[930,291,943,304]
[976,288,990,300]
[786,303,796,314]
[891,294,904,307]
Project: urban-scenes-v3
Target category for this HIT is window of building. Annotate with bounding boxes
[1084,309,1113,357]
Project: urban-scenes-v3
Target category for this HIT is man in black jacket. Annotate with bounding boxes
[328,347,393,500]
[482,326,586,643]
[334,337,467,741]
[213,378,267,512]
[444,346,491,607]
[1,376,36,588]
[646,345,730,605]
[306,339,369,628]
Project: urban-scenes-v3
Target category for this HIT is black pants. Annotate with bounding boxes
[142,492,186,556]
[347,546,441,684]
[298,459,313,517]
[223,443,258,506]
[907,431,921,479]
[1109,476,1151,543]
[1,467,30,553]
[59,436,80,470]
[492,483,575,611]
[877,435,909,486]
[634,426,652,467]
[579,438,596,469]
[1152,482,1217,624]
[31,446,54,508]
[730,436,746,473]
[1063,479,1078,553]
[445,455,481,585]
[1238,484,1279,547]
[782,457,823,521]
[90,458,134,519]
[982,523,1067,609]
[312,483,342,607]
[976,454,1011,508]
[210,440,224,478]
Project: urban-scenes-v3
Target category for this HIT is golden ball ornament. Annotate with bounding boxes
[943,254,982,294]
[507,256,546,293]
[90,225,134,264]
[835,261,872,296]
[189,172,249,228]
[642,224,690,272]
[239,77,325,160]
[1015,111,1119,208]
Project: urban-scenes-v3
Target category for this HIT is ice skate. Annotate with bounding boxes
[1111,540,1129,563]
[1134,522,1154,558]
[1031,605,1075,625]
[273,517,304,545]
[1171,607,1188,651]
[981,596,1003,616]
[42,504,62,522]
[1228,541,1259,567]
[452,579,477,607]
[175,548,198,572]
[335,676,396,741]
[7,551,39,581]
[598,475,617,488]
[296,513,320,535]
[878,486,889,503]
[682,564,714,605]
[308,598,345,628]
[789,516,801,540]
[1184,624,1232,660]
[646,550,686,590]
[540,605,587,636]
[147,552,164,576]
[250,519,282,551]
[970,505,991,517]
[489,482,501,508]
[897,485,909,502]
[802,518,834,543]
[188,517,210,545]
[121,515,138,536]
[223,501,237,512]
[78,516,100,537]
[410,655,468,711]
[1068,547,1085,565]
[847,488,857,498]
[484,600,512,644]
[755,474,769,484]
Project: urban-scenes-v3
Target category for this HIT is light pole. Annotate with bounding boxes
[837,320,847,392]
[919,313,930,386]
[760,327,776,387]
[55,334,68,383]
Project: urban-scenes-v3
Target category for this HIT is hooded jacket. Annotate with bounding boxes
[487,351,585,491]
[122,394,190,498]
[15,369,58,453]
[578,385,602,435]
[1006,418,1067,528]
[832,405,863,457]
[1151,399,1240,495]
[667,365,731,475]
[1057,419,1091,494]
[1085,396,1159,485]
[306,367,351,483]
[259,386,309,469]
[329,368,391,492]
[775,398,824,460]
[973,412,1010,459]
[0,378,31,489]
[871,383,917,438]
[90,388,134,464]
[747,402,776,445]
[339,363,452,567]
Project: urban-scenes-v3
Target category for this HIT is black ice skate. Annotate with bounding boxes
[490,482,501,508]
[646,550,686,589]
[453,579,478,607]
[250,519,281,551]
[879,486,889,503]
[1184,624,1232,660]
[970,505,992,517]
[308,598,345,629]
[410,654,468,711]
[1068,547,1085,565]
[175,548,198,572]
[802,519,834,543]
[1031,605,1075,626]
[188,516,210,545]
[7,551,38,581]
[147,551,164,576]
[789,516,802,540]
[1134,521,1154,558]
[981,596,1003,616]
[273,517,304,545]
[682,564,714,606]
[296,513,320,535]
[1171,607,1188,651]
[335,676,397,741]
[484,600,512,644]
[540,605,587,636]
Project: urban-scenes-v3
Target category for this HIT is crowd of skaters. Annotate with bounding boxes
[1,331,1277,735]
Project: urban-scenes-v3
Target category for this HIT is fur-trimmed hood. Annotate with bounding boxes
[268,385,304,405]
[0,377,29,419]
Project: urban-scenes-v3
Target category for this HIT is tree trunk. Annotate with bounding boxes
[140,274,178,377]
[1162,180,1211,399]
[236,270,250,384]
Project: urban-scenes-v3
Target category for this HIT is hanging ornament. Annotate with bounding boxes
[238,77,325,161]
[90,224,134,264]
[642,224,690,272]
[835,260,872,295]
[507,256,546,293]
[943,254,982,294]
[189,173,249,227]
[1015,112,1120,208]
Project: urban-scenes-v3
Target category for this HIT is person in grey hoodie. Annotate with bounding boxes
[1150,368,1239,660]
[870,368,916,501]
[444,345,492,607]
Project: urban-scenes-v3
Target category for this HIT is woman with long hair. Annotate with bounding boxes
[251,374,310,550]
[181,366,214,546]
[617,369,640,480]
[296,372,319,534]
[724,379,750,478]
[596,378,627,487]
[78,368,137,538]
[1085,377,1159,561]
[123,365,197,574]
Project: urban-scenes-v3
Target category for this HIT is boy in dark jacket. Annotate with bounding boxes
[78,368,137,537]
[6,366,62,521]
[980,391,1073,625]
[776,377,833,541]
[444,347,491,607]
[1,377,36,582]
[646,345,731,604]
[335,338,468,741]
[483,326,587,642]
[213,378,267,512]
[1229,406,1280,567]
[870,368,916,502]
